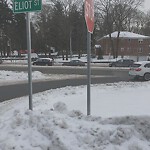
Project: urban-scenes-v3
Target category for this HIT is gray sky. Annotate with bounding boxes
[143,0,150,12]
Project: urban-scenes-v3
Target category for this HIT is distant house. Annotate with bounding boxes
[97,31,150,56]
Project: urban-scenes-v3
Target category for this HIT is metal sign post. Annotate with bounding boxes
[26,12,33,110]
[13,0,42,110]
[87,31,91,115]
[85,0,94,115]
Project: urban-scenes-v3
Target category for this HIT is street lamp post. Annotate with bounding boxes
[70,30,73,60]
[7,37,11,56]
[0,30,3,56]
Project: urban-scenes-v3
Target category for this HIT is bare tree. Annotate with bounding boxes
[129,10,146,34]
[95,0,144,58]
[113,0,144,57]
[140,10,150,36]
[95,0,116,57]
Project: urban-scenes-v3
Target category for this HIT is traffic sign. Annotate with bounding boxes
[84,0,94,33]
[13,0,42,13]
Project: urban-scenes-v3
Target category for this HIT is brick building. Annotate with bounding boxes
[97,31,150,57]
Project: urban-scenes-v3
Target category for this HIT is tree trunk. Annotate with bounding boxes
[116,31,120,58]
[109,34,115,58]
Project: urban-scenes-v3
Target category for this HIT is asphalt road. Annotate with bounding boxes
[0,64,129,76]
[0,65,131,102]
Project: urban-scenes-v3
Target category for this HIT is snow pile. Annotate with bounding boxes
[0,70,49,81]
[1,74,150,149]
[0,70,84,85]
[1,102,150,150]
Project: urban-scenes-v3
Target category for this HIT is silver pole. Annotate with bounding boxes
[87,31,91,115]
[70,31,72,60]
[26,12,33,110]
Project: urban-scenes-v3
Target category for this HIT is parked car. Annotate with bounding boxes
[62,60,85,66]
[129,61,150,81]
[109,59,134,67]
[32,58,53,66]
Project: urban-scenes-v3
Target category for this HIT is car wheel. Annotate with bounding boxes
[112,64,116,67]
[144,73,150,81]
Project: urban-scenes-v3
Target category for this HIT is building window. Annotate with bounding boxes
[121,48,124,52]
[127,47,131,51]
[138,39,143,44]
[138,47,143,53]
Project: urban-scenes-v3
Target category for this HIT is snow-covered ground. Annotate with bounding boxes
[0,70,150,150]
[0,70,85,86]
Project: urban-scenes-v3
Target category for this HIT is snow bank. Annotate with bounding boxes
[0,102,150,150]
[1,73,150,149]
[0,70,85,85]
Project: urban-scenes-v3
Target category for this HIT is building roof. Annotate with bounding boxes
[102,31,150,39]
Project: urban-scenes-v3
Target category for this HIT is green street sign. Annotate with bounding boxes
[13,0,42,13]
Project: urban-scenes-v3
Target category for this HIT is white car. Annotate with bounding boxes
[129,61,150,80]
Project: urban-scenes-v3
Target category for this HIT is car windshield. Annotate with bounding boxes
[117,60,123,62]
[37,59,42,62]
[131,64,141,68]
[43,59,49,62]
[71,60,78,63]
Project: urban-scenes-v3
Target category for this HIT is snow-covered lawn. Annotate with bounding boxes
[0,70,150,150]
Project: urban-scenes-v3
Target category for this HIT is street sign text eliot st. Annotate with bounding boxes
[13,0,42,13]
[84,0,94,33]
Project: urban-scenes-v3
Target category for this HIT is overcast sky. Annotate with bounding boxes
[143,0,150,12]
